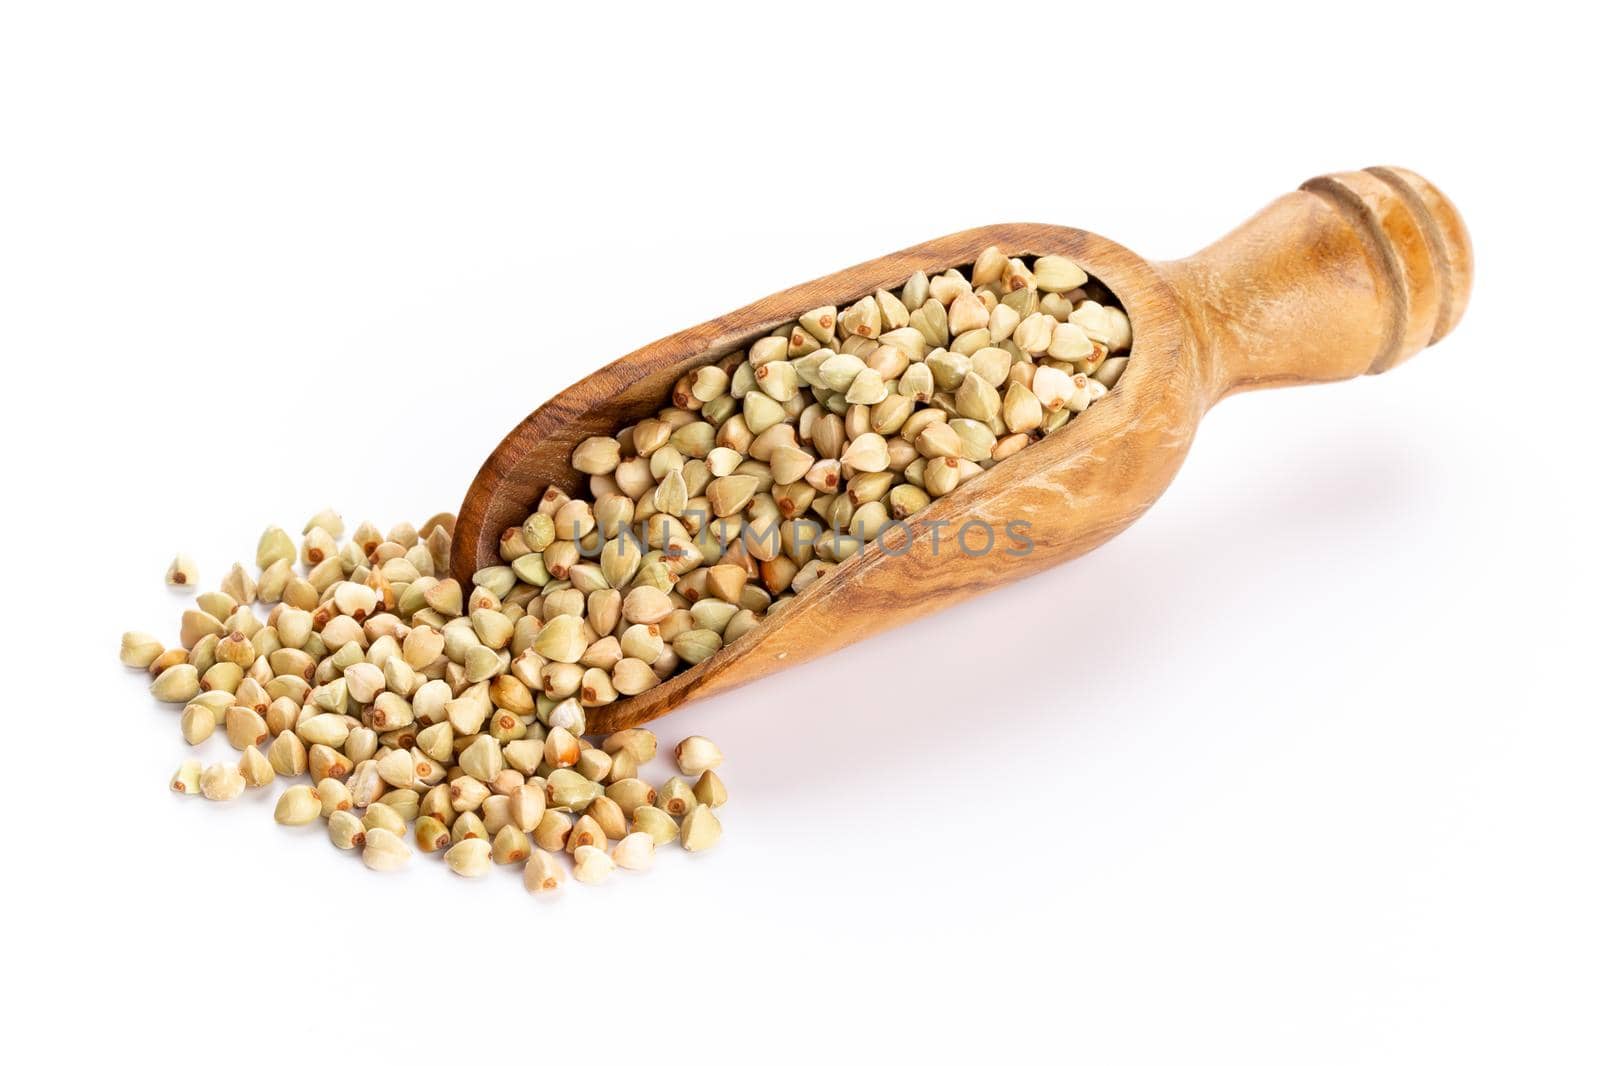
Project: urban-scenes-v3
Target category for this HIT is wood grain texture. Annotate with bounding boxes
[454,167,1472,730]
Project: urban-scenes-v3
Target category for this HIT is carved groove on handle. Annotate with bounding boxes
[1300,166,1470,375]
[1364,165,1462,346]
[1299,174,1409,374]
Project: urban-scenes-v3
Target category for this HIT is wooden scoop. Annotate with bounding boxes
[453,166,1472,731]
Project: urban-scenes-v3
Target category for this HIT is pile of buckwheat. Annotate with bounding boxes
[124,247,1129,892]
[126,512,725,891]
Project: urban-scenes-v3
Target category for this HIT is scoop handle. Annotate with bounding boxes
[1157,166,1472,404]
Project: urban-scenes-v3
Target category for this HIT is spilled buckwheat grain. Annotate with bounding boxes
[127,510,725,894]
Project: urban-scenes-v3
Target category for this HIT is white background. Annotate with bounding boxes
[3,2,1595,1062]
